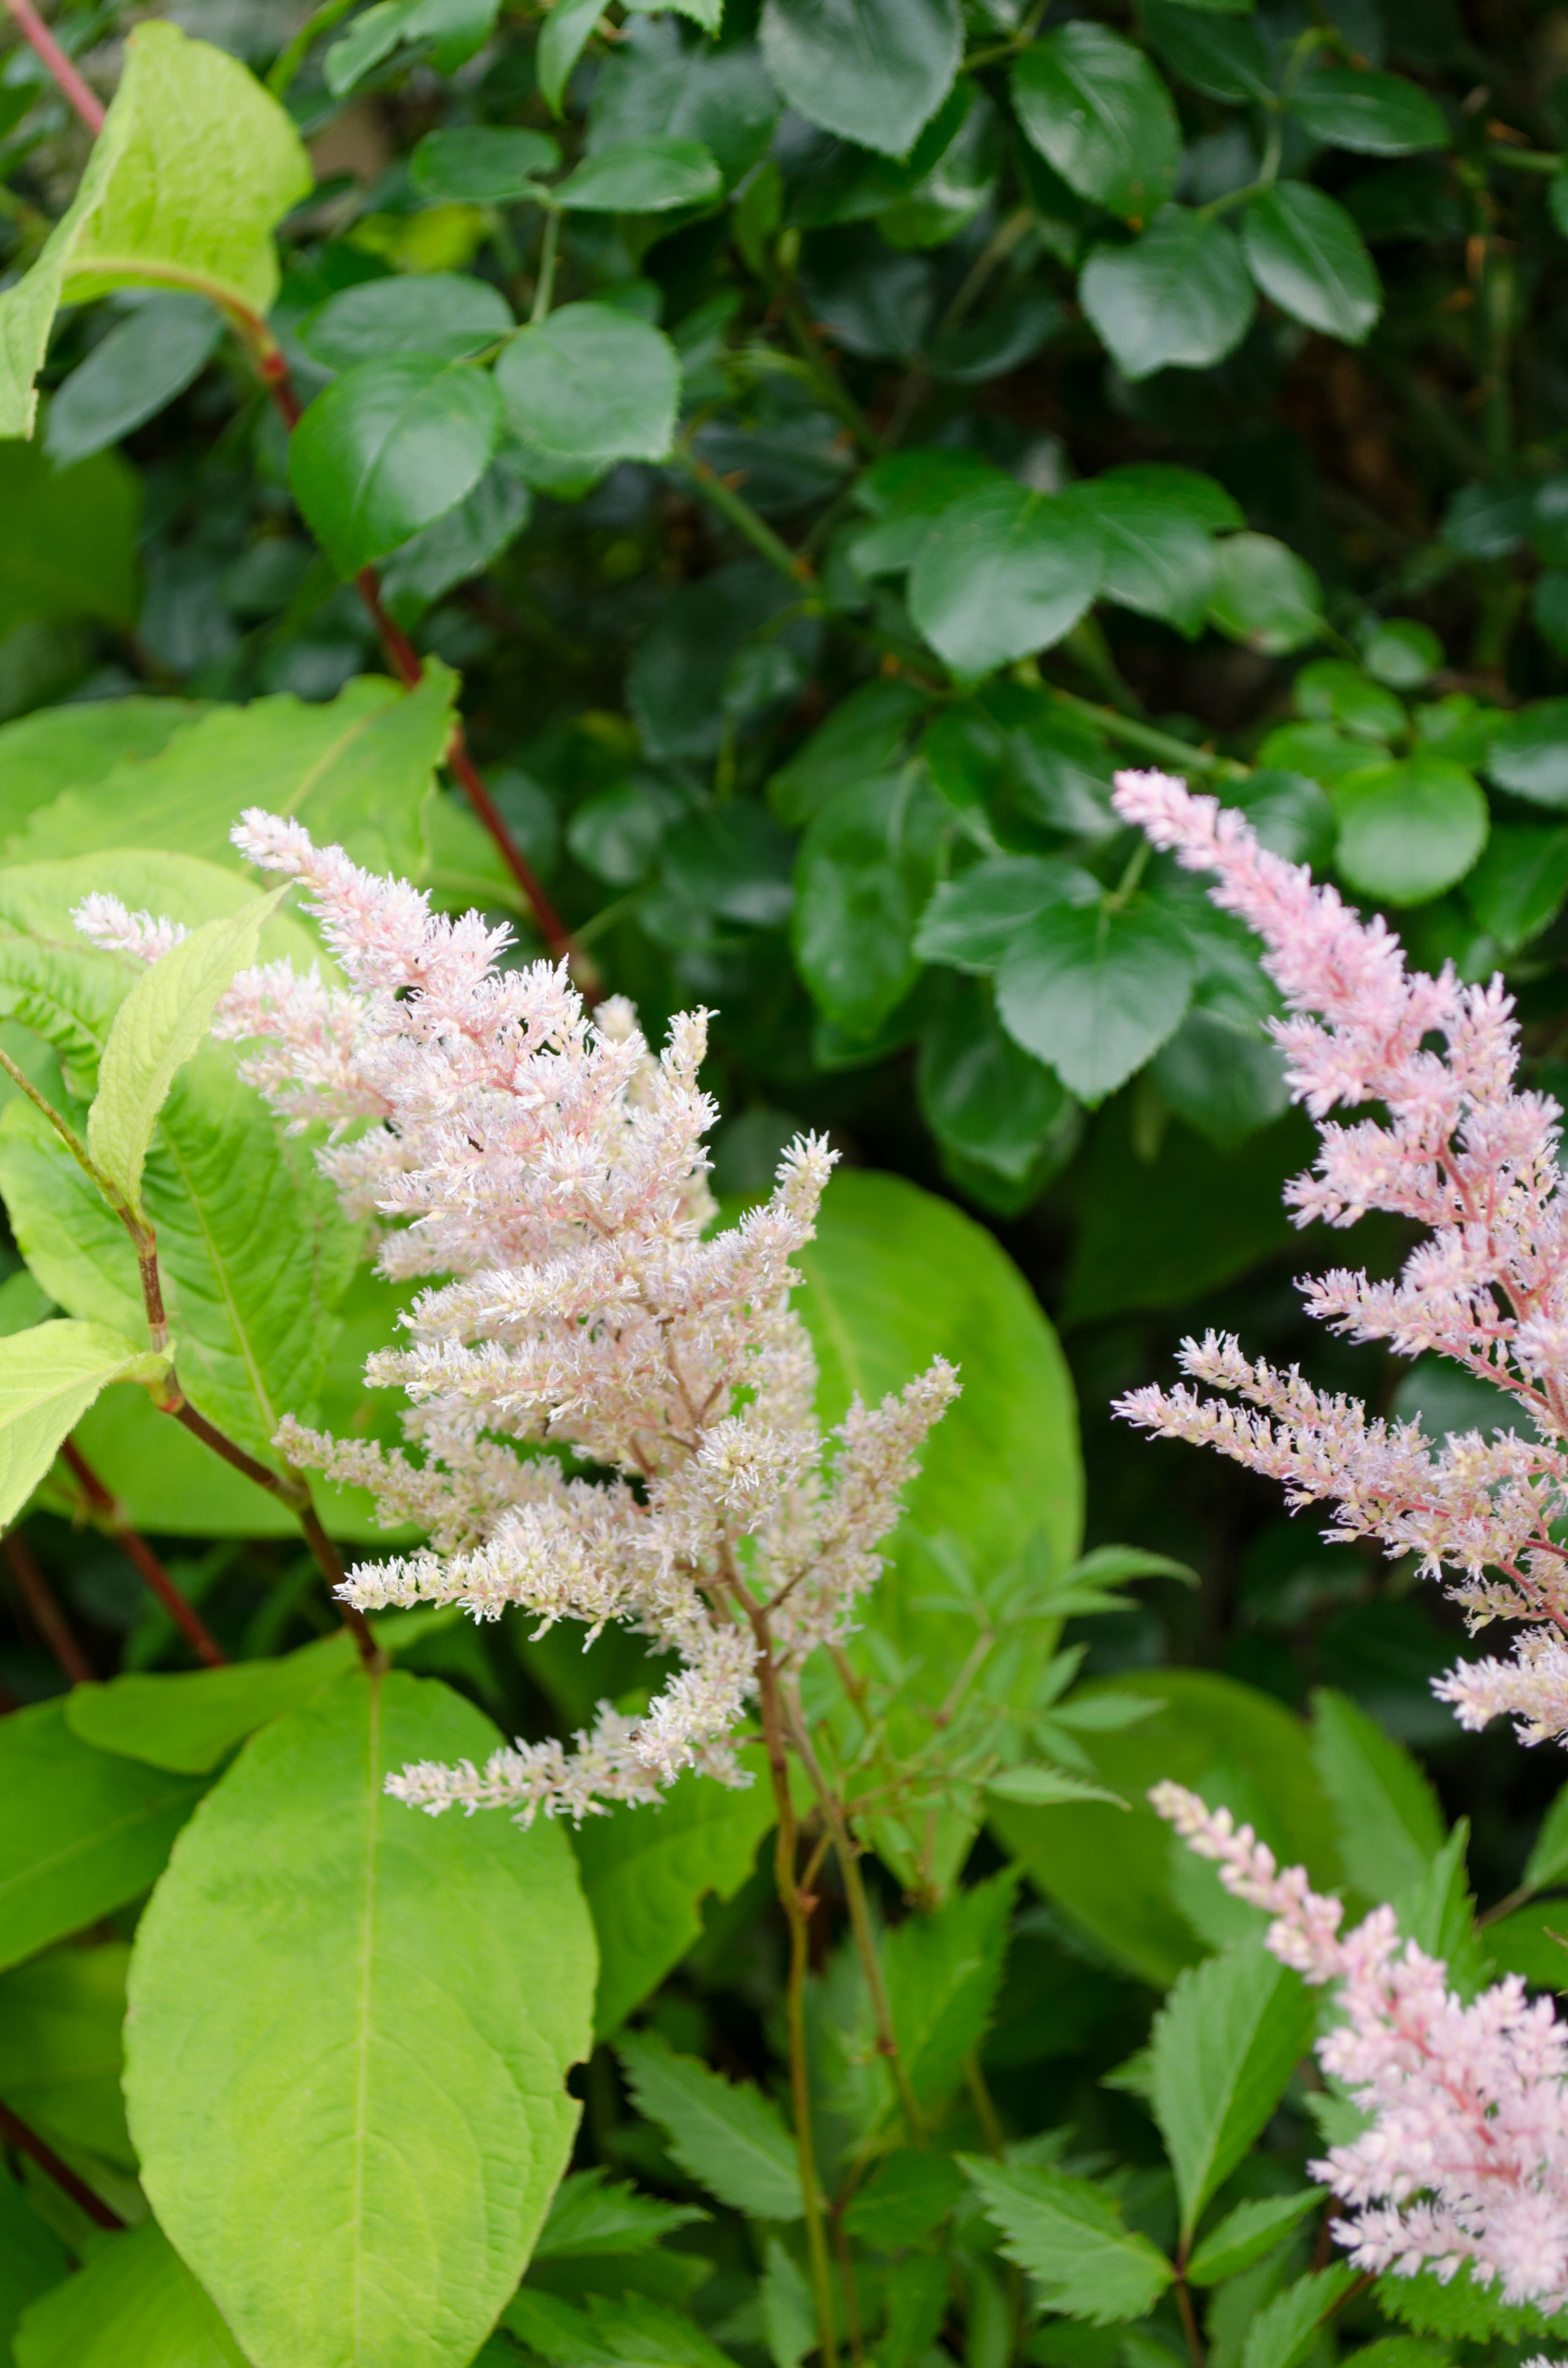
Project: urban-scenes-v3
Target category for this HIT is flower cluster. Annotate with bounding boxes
[1111,769,1568,1750]
[1155,1782,1568,2310]
[78,817,956,1822]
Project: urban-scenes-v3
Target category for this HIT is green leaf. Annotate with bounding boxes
[914,856,1100,972]
[570,1755,776,2036]
[759,2237,813,2368]
[0,442,140,635]
[1149,1934,1317,2237]
[290,356,502,579]
[539,0,604,113]
[0,1699,205,1973]
[43,292,222,469]
[0,22,310,435]
[1526,1783,1568,1892]
[996,894,1195,1102]
[989,1667,1340,1984]
[1288,66,1448,154]
[125,1670,595,2368]
[0,2176,69,2362]
[848,450,1001,578]
[1312,1688,1448,1903]
[0,1319,169,1523]
[917,978,1078,1186]
[1208,533,1325,654]
[10,669,455,882]
[325,0,499,90]
[1080,207,1256,380]
[506,2290,741,2368]
[793,772,943,1035]
[379,457,533,627]
[533,2169,708,2260]
[0,1942,134,2168]
[1334,755,1489,905]
[553,136,724,212]
[299,274,515,369]
[1242,183,1382,343]
[759,0,962,160]
[0,699,201,842]
[1466,823,1568,950]
[1185,2189,1325,2285]
[1483,1900,1568,1990]
[960,2157,1174,2326]
[1076,470,1219,633]
[588,24,780,187]
[1139,1,1273,101]
[884,1871,1016,2112]
[66,1634,359,1773]
[495,303,679,468]
[1376,2259,1568,2342]
[1011,25,1181,221]
[1153,1007,1288,1150]
[1241,2265,1355,2368]
[1486,700,1568,807]
[841,2152,965,2249]
[86,886,286,1214]
[909,481,1104,678]
[410,127,561,202]
[984,1765,1125,1806]
[13,2220,247,2368]
[616,2030,804,2219]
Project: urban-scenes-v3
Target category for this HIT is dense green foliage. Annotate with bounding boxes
[6,0,1568,2363]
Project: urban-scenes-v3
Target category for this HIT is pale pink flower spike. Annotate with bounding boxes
[1111,768,1568,1750]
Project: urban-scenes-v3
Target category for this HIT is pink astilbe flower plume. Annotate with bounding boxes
[76,816,957,1823]
[1110,769,1568,1751]
[1154,1782,1568,2313]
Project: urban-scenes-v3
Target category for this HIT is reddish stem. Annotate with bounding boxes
[0,2100,124,2229]
[60,1438,228,1668]
[2,1531,92,1685]
[3,0,103,132]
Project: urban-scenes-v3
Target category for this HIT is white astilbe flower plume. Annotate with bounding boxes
[1155,1782,1568,2313]
[93,811,957,1823]
[1111,769,1568,1753]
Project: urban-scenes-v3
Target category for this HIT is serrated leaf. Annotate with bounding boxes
[840,2152,965,2249]
[506,2290,741,2368]
[759,0,961,159]
[617,2030,804,2219]
[0,1319,168,1525]
[1242,2265,1355,2368]
[884,1871,1016,2114]
[13,2219,246,2368]
[960,2156,1174,2326]
[533,2170,708,2261]
[411,127,561,202]
[126,1670,595,2368]
[0,23,310,435]
[1186,2188,1325,2285]
[1150,1934,1318,2237]
[909,480,1104,677]
[914,856,1100,972]
[995,894,1195,1101]
[86,886,286,1214]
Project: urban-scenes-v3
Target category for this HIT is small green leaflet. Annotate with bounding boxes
[1526,1782,1568,1892]
[552,136,723,213]
[960,2155,1173,2326]
[1149,1934,1318,2239]
[759,0,962,161]
[984,1766,1126,1807]
[505,2290,740,2368]
[1185,2188,1325,2286]
[532,2169,707,2261]
[0,1318,169,1527]
[616,2029,804,2220]
[86,887,286,1215]
[1241,2264,1356,2368]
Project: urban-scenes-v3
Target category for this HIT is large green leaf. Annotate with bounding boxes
[0,442,141,635]
[290,356,503,579]
[1333,756,1488,905]
[0,22,310,434]
[495,304,679,469]
[1080,208,1255,381]
[1149,1935,1317,2239]
[13,2220,247,2368]
[67,1634,360,1773]
[908,480,1104,678]
[125,1670,595,2368]
[0,1700,205,1973]
[572,1757,775,2037]
[1011,24,1181,219]
[988,1669,1341,1984]
[759,0,961,158]
[8,669,456,884]
[0,700,202,841]
[617,2031,804,2219]
[0,1319,168,1523]
[961,2157,1174,2326]
[996,894,1194,1101]
[1242,183,1381,344]
[0,1942,134,2169]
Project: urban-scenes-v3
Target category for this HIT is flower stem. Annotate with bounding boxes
[0,2098,122,2228]
[3,1530,92,1684]
[2,0,103,132]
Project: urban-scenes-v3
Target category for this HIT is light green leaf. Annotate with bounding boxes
[759,0,962,159]
[960,2156,1174,2326]
[761,2238,814,2368]
[1526,1784,1568,1893]
[1311,1687,1446,1907]
[14,2219,247,2368]
[8,669,457,885]
[0,1943,134,2169]
[0,699,202,842]
[1150,1934,1317,2237]
[0,1699,205,1973]
[984,1766,1126,1807]
[1242,2265,1356,2368]
[572,1754,775,2037]
[539,0,604,112]
[1186,2188,1325,2285]
[0,1319,168,1525]
[616,2029,804,2220]
[0,22,310,435]
[0,442,141,635]
[1080,207,1255,381]
[86,887,287,1214]
[126,1670,595,2368]
[65,1634,359,1773]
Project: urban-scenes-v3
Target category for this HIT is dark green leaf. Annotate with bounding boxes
[996,895,1195,1101]
[841,2152,964,2249]
[793,772,943,1034]
[378,456,532,626]
[1312,1687,1445,1905]
[1208,532,1325,653]
[1486,701,1568,807]
[1076,470,1219,632]
[0,443,140,635]
[1242,2267,1356,2368]
[1220,770,1336,866]
[13,2219,246,2368]
[847,449,1000,578]
[290,354,501,578]
[909,481,1104,678]
[885,1870,1016,2112]
[1139,0,1273,100]
[554,135,723,212]
[768,678,928,825]
[914,856,1100,971]
[1334,755,1488,904]
[662,805,796,926]
[589,22,780,187]
[1243,183,1382,343]
[759,0,962,160]
[1080,207,1256,379]
[506,2290,740,2368]
[410,127,560,201]
[631,560,802,763]
[1288,66,1448,154]
[1526,1783,1568,1892]
[1012,24,1181,220]
[918,978,1078,1183]
[961,2157,1174,2326]
[0,1941,133,2169]
[1465,823,1568,950]
[1149,1934,1317,2236]
[617,2030,804,2219]
[44,293,222,468]
[1153,1007,1288,1147]
[299,273,514,369]
[495,302,679,467]
[928,287,1060,384]
[0,2174,69,2361]
[1363,618,1443,687]
[1186,2189,1325,2285]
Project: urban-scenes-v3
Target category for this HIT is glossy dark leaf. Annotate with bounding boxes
[1288,65,1448,155]
[908,480,1104,677]
[1334,755,1489,905]
[914,855,1100,972]
[1012,24,1182,221]
[289,354,502,577]
[1080,207,1256,379]
[1243,183,1382,343]
[494,302,679,468]
[1075,471,1219,633]
[996,894,1195,1101]
[409,127,560,201]
[44,293,222,468]
[1486,701,1568,807]
[1139,0,1273,101]
[552,136,723,213]
[299,274,515,370]
[793,772,944,1034]
[917,978,1076,1182]
[759,0,962,159]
